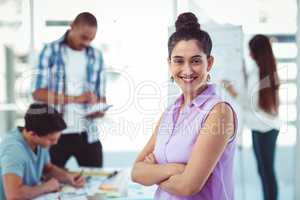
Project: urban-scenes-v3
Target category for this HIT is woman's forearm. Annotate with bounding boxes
[131,162,185,186]
[159,174,200,196]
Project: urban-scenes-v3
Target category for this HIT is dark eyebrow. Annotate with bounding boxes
[191,55,202,59]
[172,55,204,59]
[172,56,184,59]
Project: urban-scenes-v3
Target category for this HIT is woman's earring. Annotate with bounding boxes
[207,74,211,82]
[170,76,174,82]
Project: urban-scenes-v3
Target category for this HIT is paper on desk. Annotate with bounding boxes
[33,185,88,200]
[97,169,128,198]
[33,192,88,200]
[85,103,113,116]
[60,194,88,200]
[66,197,87,200]
[32,192,60,200]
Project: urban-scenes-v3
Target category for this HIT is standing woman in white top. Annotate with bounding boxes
[223,34,280,200]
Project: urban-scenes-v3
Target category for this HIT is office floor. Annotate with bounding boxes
[66,146,295,200]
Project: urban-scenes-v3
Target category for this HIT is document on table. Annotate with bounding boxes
[32,192,60,200]
[33,168,155,200]
[33,192,88,200]
[32,186,88,200]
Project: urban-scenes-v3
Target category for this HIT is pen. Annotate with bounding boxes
[107,170,118,179]
[75,170,84,181]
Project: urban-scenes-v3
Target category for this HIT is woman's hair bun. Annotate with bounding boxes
[175,12,201,32]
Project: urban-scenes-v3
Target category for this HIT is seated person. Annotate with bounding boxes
[0,103,85,200]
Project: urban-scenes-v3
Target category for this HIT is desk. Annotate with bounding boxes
[33,168,156,200]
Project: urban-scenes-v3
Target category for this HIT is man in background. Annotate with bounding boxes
[33,12,106,168]
[0,103,85,199]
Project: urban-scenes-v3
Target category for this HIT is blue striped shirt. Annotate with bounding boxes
[35,31,106,113]
[34,31,106,142]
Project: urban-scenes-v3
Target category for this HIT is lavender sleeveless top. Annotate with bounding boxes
[153,84,237,200]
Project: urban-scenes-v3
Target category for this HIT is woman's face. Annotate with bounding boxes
[169,39,213,95]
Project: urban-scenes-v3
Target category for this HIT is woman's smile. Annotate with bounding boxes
[178,75,199,83]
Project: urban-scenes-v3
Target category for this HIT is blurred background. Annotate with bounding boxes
[0,0,299,199]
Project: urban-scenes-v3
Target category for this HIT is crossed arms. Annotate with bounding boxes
[131,103,235,196]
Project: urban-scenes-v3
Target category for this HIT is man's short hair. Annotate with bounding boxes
[73,12,97,27]
[24,103,66,136]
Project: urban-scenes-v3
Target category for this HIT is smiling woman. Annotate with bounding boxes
[169,40,213,99]
[131,12,238,200]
